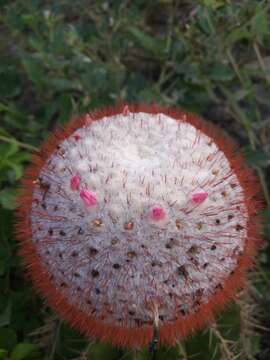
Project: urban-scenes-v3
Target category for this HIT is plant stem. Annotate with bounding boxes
[47,319,62,360]
[253,42,270,84]
[0,134,38,152]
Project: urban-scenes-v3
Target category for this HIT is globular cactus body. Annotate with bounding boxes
[16,104,262,348]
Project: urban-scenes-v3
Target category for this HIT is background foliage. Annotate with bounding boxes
[0,0,270,359]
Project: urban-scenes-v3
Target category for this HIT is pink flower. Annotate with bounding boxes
[80,189,98,207]
[123,105,130,116]
[73,133,81,141]
[70,175,81,191]
[192,192,208,204]
[150,206,166,221]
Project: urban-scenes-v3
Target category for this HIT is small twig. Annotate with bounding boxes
[226,49,245,86]
[176,341,188,360]
[253,42,270,84]
[75,341,95,360]
[47,319,62,360]
[210,323,235,360]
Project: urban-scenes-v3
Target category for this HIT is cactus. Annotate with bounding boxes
[16,104,263,350]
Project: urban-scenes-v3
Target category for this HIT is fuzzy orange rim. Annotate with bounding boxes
[15,103,264,349]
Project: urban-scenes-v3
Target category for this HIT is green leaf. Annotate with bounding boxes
[0,142,18,160]
[0,349,8,360]
[262,209,270,240]
[58,94,74,124]
[28,37,45,53]
[81,65,108,92]
[0,66,21,98]
[0,328,17,352]
[209,64,234,81]
[0,238,11,276]
[4,161,24,181]
[196,7,215,35]
[185,329,219,360]
[202,0,225,9]
[243,147,270,167]
[128,26,166,56]
[10,342,41,360]
[0,189,18,210]
[0,301,12,327]
[226,27,251,44]
[251,5,269,42]
[87,342,123,360]
[233,88,250,101]
[155,346,180,360]
[47,77,81,92]
[21,58,44,86]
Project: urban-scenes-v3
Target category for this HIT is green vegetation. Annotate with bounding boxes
[0,0,270,359]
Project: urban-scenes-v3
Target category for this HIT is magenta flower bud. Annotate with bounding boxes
[80,189,98,207]
[150,206,166,221]
[123,105,130,116]
[73,133,81,141]
[70,175,81,191]
[192,192,208,204]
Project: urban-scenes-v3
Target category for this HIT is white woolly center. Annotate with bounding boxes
[31,112,248,327]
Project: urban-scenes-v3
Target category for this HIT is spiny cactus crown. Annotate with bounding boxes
[31,110,247,327]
